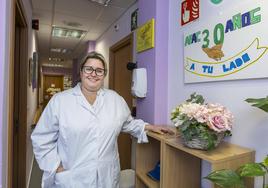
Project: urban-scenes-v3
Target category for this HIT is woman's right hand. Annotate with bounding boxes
[56,164,65,173]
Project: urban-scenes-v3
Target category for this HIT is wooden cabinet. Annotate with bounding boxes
[136,132,255,188]
[136,133,162,188]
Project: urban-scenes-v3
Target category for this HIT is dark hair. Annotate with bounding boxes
[80,51,107,76]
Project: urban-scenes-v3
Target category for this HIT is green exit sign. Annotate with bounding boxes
[131,9,138,31]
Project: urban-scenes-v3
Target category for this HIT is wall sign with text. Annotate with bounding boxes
[181,0,199,26]
[136,18,155,53]
[184,1,268,83]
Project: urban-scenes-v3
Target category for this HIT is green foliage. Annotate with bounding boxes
[186,92,205,104]
[205,156,268,188]
[179,118,219,150]
[205,169,244,188]
[238,163,266,177]
[245,96,268,112]
[263,156,268,167]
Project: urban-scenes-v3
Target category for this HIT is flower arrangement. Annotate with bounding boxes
[171,93,234,150]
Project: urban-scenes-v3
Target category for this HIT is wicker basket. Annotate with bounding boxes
[181,132,225,150]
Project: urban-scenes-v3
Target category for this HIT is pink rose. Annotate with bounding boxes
[207,114,230,133]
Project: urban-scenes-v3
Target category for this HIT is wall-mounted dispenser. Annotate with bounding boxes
[126,62,147,98]
[131,68,147,98]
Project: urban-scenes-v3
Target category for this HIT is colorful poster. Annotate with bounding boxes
[181,0,199,26]
[137,18,155,53]
[184,1,268,83]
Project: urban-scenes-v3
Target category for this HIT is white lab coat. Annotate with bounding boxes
[31,84,148,188]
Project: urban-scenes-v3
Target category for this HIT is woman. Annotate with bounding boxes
[31,52,172,188]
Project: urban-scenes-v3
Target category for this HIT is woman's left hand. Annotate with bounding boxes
[145,124,175,135]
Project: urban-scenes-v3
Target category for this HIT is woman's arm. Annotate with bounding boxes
[31,95,61,174]
[119,96,174,141]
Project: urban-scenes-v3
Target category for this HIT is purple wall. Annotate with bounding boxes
[136,0,156,124]
[87,40,96,53]
[154,1,169,124]
[136,0,169,124]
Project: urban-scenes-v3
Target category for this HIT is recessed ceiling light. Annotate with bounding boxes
[48,57,64,62]
[50,48,71,53]
[52,26,86,39]
[50,48,62,53]
[43,63,64,67]
[88,0,111,6]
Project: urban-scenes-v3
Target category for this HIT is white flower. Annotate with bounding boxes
[174,119,184,127]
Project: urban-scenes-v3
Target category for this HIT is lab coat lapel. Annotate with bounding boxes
[94,88,105,115]
[78,95,93,112]
[72,84,95,114]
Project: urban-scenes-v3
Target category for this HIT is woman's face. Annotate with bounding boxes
[80,58,105,92]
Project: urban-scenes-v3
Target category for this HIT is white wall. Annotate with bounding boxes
[26,32,38,188]
[21,0,38,187]
[168,0,268,187]
[95,2,138,88]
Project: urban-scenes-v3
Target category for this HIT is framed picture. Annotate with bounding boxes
[32,52,38,89]
[28,57,33,86]
[136,18,155,53]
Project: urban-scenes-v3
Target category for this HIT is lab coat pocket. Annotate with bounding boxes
[72,165,97,187]
[54,170,72,188]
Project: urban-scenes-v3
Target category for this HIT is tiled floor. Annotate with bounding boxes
[29,159,42,188]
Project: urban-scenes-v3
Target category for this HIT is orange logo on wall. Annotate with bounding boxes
[181,0,199,26]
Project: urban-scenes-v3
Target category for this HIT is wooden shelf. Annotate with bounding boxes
[136,131,255,188]
[136,134,161,188]
[136,170,160,188]
[165,137,255,164]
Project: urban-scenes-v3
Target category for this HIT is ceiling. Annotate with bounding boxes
[31,0,136,68]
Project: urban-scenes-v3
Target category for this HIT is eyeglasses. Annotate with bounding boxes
[82,66,106,76]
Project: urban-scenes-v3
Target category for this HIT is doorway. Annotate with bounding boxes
[109,33,134,170]
[9,1,28,188]
[43,75,64,107]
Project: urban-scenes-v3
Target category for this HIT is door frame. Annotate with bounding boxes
[8,0,28,187]
[109,33,134,170]
[109,33,133,90]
